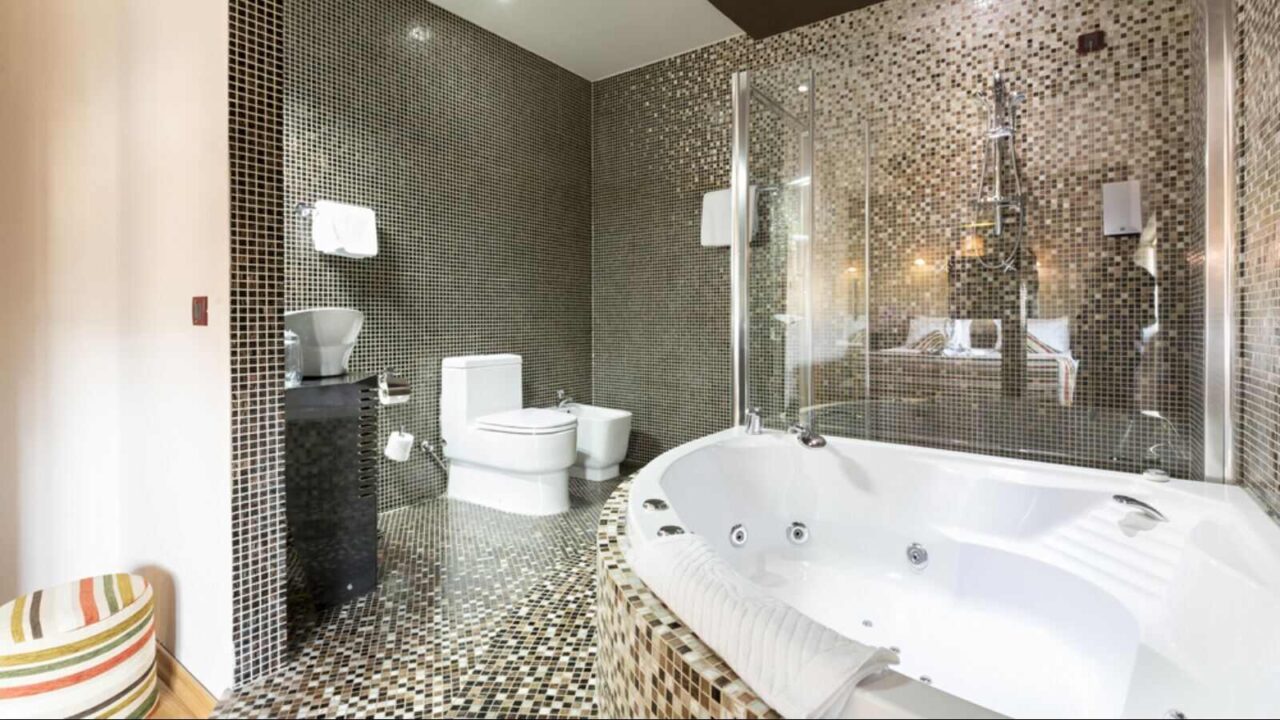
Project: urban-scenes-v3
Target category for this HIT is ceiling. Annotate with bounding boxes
[430,0,744,81]
[707,0,885,39]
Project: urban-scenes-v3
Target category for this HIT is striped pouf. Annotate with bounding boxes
[0,575,157,719]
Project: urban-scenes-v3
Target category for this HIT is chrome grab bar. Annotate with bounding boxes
[1113,495,1168,522]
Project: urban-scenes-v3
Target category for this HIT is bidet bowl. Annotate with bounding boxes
[284,307,364,377]
[557,404,632,481]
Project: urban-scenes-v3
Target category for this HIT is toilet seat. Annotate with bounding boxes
[476,408,576,436]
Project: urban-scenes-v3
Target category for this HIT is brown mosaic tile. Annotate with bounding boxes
[283,0,593,512]
[229,0,594,688]
[593,0,1207,479]
[215,479,617,717]
[227,0,1267,698]
[230,0,288,685]
[1237,0,1280,517]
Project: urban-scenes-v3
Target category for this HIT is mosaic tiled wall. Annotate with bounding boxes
[591,42,743,463]
[1187,0,1209,484]
[594,0,1206,476]
[230,0,287,684]
[1237,0,1280,515]
[284,0,593,510]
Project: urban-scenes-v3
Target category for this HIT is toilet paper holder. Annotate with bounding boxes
[378,369,411,406]
[385,426,414,462]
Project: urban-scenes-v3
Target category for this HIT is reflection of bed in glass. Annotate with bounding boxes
[840,311,1076,407]
[871,347,1077,406]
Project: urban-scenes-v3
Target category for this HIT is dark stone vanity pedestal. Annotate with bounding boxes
[285,375,379,607]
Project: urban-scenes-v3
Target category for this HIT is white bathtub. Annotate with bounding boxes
[627,428,1280,719]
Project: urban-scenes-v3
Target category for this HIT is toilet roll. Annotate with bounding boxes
[385,430,414,462]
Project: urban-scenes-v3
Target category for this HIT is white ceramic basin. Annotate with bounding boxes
[556,404,631,481]
[283,307,364,377]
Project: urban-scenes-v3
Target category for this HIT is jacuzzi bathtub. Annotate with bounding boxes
[626,428,1280,719]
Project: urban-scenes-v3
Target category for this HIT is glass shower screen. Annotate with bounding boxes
[732,15,1207,480]
[731,67,819,432]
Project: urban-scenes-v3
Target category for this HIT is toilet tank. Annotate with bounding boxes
[440,354,522,442]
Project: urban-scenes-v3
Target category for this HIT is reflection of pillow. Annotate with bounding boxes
[904,316,949,347]
[1027,333,1058,354]
[1028,317,1071,354]
[905,316,971,351]
[949,319,972,350]
[907,330,948,354]
[971,319,1001,350]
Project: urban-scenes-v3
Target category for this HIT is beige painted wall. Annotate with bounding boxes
[0,0,234,694]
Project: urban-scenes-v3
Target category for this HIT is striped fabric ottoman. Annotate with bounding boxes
[0,575,157,718]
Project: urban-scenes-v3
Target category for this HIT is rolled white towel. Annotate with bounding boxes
[627,534,899,719]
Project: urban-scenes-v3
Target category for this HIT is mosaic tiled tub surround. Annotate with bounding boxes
[596,443,1280,719]
[595,481,777,719]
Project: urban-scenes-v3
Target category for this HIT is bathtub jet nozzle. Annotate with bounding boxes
[907,543,929,569]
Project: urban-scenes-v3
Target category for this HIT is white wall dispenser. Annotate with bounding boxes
[1102,180,1143,236]
[302,200,379,258]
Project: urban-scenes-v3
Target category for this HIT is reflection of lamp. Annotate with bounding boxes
[1133,216,1159,331]
[845,265,860,314]
[960,231,986,258]
[954,221,992,258]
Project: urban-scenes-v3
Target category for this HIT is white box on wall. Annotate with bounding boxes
[1103,180,1143,236]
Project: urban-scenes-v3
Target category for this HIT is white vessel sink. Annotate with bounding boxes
[284,307,364,378]
[556,404,632,481]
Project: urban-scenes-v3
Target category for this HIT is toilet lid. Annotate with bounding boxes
[476,408,576,435]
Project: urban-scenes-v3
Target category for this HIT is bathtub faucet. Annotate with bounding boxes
[1113,495,1168,522]
[556,390,574,408]
[788,423,827,449]
[745,407,763,435]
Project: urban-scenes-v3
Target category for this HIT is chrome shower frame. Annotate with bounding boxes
[1203,0,1237,483]
[730,72,751,426]
[730,69,816,428]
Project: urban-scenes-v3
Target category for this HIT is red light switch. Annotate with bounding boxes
[192,296,209,326]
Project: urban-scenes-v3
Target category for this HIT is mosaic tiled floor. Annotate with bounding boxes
[215,478,621,718]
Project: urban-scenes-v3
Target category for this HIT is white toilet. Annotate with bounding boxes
[440,354,577,516]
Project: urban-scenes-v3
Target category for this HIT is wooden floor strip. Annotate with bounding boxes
[152,644,216,719]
